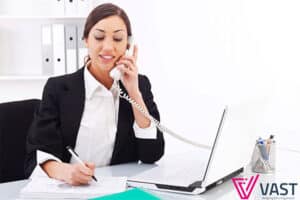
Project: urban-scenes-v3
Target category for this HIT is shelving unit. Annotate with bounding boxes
[0,1,89,78]
[0,0,97,102]
[0,76,50,81]
[0,16,86,20]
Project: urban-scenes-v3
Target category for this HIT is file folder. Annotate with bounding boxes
[65,25,78,73]
[77,23,88,69]
[52,24,66,75]
[53,0,65,16]
[89,188,160,200]
[65,0,78,16]
[41,24,54,75]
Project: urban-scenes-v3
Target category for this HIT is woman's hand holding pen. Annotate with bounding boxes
[62,162,96,186]
[42,160,96,186]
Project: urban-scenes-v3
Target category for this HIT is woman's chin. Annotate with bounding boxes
[96,63,114,72]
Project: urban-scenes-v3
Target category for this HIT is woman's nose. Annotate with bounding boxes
[101,39,114,52]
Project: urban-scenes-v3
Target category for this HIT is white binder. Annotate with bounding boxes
[53,0,65,16]
[65,0,78,16]
[41,24,54,75]
[77,0,91,16]
[52,24,66,75]
[65,25,78,73]
[77,23,88,69]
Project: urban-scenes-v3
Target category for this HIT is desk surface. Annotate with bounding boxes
[1,148,300,200]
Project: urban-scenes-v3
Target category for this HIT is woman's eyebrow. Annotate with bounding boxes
[113,29,125,33]
[95,29,105,32]
[95,29,125,33]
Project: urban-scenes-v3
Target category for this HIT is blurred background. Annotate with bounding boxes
[0,0,299,155]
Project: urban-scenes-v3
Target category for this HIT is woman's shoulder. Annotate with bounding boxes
[45,68,84,91]
[138,74,153,92]
[138,74,151,84]
[49,68,83,82]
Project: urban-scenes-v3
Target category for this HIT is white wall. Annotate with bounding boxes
[1,0,300,154]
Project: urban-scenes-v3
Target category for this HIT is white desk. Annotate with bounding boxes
[1,148,299,200]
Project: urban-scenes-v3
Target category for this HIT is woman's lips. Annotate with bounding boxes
[99,55,115,63]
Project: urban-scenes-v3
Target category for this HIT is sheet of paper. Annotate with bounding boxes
[19,176,127,199]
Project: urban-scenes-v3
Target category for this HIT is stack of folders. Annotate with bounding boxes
[41,23,88,76]
[18,176,127,199]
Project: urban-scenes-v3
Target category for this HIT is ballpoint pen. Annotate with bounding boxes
[266,134,275,154]
[66,146,98,182]
[257,138,269,161]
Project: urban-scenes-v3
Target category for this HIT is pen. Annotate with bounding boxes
[266,135,275,154]
[257,138,269,160]
[66,146,98,182]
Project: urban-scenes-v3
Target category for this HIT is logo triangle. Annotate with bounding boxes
[232,174,259,199]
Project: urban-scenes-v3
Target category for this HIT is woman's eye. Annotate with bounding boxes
[114,38,123,42]
[94,36,104,41]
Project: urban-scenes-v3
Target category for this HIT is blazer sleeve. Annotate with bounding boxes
[136,75,165,163]
[24,78,64,178]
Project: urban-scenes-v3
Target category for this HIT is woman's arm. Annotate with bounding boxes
[133,75,165,163]
[25,78,95,185]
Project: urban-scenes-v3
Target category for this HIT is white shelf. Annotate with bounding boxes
[0,75,50,80]
[0,16,86,20]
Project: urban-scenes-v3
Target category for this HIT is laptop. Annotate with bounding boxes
[127,106,254,194]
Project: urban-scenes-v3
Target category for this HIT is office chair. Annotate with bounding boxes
[0,99,40,183]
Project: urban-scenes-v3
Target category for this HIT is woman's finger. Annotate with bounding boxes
[117,60,137,73]
[132,45,138,60]
[77,163,93,176]
[85,162,95,171]
[121,55,136,65]
[117,64,135,77]
[75,171,92,184]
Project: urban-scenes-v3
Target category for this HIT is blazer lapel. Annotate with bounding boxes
[60,68,85,149]
[111,82,133,162]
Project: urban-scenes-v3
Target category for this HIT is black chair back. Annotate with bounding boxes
[0,99,40,183]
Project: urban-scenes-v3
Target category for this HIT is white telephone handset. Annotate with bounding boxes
[109,38,212,149]
[109,37,134,81]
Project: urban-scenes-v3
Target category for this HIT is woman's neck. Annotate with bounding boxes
[87,64,113,89]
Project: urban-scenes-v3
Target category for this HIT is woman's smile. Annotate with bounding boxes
[99,54,115,64]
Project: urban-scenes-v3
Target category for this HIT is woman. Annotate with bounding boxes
[25,3,164,185]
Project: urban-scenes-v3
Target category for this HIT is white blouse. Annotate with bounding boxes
[33,67,156,176]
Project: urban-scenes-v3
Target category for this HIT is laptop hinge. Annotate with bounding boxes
[155,184,196,192]
[202,167,244,192]
[189,180,202,188]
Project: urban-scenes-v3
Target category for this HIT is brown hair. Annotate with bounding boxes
[83,3,132,39]
[82,3,132,66]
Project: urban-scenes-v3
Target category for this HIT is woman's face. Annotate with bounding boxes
[85,15,128,73]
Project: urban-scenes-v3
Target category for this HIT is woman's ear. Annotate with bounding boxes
[84,38,89,48]
[126,43,130,50]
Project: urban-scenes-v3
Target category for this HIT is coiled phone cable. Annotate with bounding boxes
[117,85,211,149]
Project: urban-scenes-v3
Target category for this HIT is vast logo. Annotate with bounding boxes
[232,174,259,199]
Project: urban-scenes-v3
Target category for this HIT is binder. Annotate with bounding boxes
[77,23,88,69]
[77,0,91,16]
[52,24,66,75]
[53,0,65,16]
[65,25,78,73]
[41,24,54,75]
[65,0,78,16]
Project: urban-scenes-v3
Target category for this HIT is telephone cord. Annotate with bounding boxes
[118,86,211,149]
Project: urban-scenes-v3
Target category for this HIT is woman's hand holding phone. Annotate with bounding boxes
[115,44,140,97]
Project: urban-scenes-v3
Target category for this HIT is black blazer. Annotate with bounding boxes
[25,68,164,178]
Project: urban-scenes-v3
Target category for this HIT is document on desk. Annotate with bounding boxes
[18,176,127,199]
